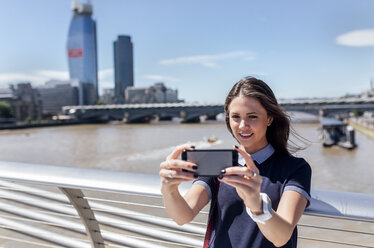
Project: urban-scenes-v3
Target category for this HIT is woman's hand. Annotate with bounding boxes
[159,144,198,193]
[219,145,263,213]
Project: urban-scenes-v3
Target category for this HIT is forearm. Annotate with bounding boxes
[257,191,308,247]
[162,186,195,225]
[257,211,295,247]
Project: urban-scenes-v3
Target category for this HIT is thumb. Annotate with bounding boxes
[167,144,195,160]
[233,145,259,174]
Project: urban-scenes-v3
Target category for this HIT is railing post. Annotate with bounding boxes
[60,187,105,248]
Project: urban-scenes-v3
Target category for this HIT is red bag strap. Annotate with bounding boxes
[203,180,220,248]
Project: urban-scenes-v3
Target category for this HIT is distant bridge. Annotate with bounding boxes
[62,97,374,123]
[282,103,374,117]
[62,103,224,123]
[279,97,374,117]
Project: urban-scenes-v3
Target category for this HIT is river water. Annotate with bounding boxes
[0,116,374,247]
[1,118,373,194]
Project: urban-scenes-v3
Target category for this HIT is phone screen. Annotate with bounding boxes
[182,149,238,177]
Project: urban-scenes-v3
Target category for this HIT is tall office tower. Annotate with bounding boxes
[114,35,134,103]
[67,0,98,105]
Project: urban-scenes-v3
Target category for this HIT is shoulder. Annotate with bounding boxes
[266,153,312,181]
[275,153,311,171]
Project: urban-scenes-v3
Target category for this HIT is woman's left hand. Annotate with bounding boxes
[218,145,263,213]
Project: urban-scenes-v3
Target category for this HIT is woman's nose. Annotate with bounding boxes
[239,119,248,128]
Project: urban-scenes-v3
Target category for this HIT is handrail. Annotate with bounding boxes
[0,161,164,196]
[0,161,373,222]
[0,160,373,248]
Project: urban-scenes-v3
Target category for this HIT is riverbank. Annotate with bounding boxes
[0,120,88,130]
[348,119,374,140]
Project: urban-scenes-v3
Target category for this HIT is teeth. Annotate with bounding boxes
[240,133,252,137]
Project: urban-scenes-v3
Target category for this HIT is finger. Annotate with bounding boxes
[160,159,197,171]
[223,165,249,175]
[220,174,261,187]
[162,177,194,185]
[167,144,195,160]
[223,165,257,178]
[233,145,259,174]
[243,170,258,180]
[160,169,197,180]
[219,177,259,194]
[222,166,260,183]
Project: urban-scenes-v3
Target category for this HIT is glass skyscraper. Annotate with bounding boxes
[67,1,98,105]
[114,35,134,103]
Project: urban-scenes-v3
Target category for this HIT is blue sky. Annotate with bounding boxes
[0,0,374,103]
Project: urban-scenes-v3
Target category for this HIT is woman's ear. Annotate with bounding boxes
[267,116,273,126]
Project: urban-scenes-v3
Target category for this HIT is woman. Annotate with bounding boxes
[159,77,311,248]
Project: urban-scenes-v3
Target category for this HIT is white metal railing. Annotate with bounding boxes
[0,161,373,248]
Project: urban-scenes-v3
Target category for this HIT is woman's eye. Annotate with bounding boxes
[248,116,258,119]
[231,115,240,118]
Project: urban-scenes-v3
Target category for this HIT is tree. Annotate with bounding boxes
[0,101,13,118]
[95,99,107,105]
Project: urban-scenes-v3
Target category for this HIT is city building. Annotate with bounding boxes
[36,80,79,115]
[67,0,98,105]
[114,35,134,103]
[125,83,182,104]
[0,83,42,122]
[100,88,115,104]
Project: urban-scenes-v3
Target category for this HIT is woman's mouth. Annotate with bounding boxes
[239,133,253,139]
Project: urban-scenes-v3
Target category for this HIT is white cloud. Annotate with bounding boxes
[35,70,69,80]
[247,72,267,77]
[99,68,113,80]
[0,69,114,88]
[143,74,180,82]
[336,29,374,47]
[0,70,69,87]
[99,81,114,91]
[159,51,256,68]
[0,73,48,86]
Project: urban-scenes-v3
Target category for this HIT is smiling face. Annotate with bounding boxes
[228,95,273,154]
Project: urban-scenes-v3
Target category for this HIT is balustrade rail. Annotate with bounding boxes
[0,161,373,248]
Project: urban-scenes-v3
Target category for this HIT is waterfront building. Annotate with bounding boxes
[36,80,79,115]
[125,82,182,104]
[67,0,98,105]
[0,83,42,122]
[100,88,115,104]
[114,35,134,103]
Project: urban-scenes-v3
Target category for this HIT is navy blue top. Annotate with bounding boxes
[194,145,312,248]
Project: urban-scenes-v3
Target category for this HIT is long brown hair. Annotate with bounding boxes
[224,77,292,155]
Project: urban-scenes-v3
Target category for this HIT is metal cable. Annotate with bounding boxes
[304,212,374,224]
[0,224,90,244]
[0,234,64,248]
[299,223,374,236]
[299,236,374,248]
[99,220,205,238]
[86,197,210,215]
[86,191,164,200]
[0,196,75,210]
[113,233,200,248]
[90,201,165,210]
[93,201,207,228]
[91,207,208,227]
[0,202,80,220]
[0,213,81,231]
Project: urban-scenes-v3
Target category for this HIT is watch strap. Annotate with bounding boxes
[246,193,273,224]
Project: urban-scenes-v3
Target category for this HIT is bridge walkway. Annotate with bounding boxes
[0,161,373,248]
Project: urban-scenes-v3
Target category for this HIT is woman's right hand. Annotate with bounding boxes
[159,144,198,193]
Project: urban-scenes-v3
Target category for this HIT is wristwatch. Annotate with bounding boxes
[246,193,273,224]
